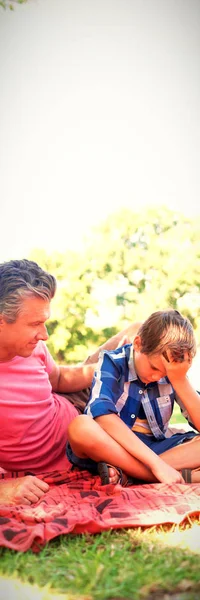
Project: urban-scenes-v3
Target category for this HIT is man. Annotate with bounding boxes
[67,310,200,485]
[0,258,140,505]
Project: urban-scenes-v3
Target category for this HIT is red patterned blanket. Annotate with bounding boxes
[0,469,200,553]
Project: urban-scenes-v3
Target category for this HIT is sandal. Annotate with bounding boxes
[97,462,136,486]
[182,469,192,483]
[182,467,200,484]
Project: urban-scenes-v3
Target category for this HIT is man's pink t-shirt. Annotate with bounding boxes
[0,341,78,474]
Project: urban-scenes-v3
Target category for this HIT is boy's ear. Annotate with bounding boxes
[133,335,142,352]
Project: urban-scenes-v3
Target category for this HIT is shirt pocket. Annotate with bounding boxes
[156,395,172,423]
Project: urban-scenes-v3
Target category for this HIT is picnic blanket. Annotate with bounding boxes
[0,469,200,553]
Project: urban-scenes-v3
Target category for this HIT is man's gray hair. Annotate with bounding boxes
[0,259,56,323]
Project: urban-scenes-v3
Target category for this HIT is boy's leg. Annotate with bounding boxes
[68,415,159,483]
[68,416,200,484]
[159,435,200,481]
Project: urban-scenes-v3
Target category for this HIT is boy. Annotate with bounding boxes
[67,310,200,485]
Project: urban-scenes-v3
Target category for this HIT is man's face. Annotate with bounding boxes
[133,335,167,384]
[0,296,50,361]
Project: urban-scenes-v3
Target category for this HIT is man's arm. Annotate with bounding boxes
[162,353,200,431]
[49,321,142,393]
[83,322,141,364]
[49,363,95,393]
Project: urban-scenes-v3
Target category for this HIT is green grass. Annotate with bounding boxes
[0,404,199,600]
[0,527,200,599]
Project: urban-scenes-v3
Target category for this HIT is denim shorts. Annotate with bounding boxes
[66,429,198,475]
[66,442,99,474]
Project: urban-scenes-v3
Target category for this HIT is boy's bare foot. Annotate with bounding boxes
[108,466,120,484]
[98,463,135,486]
[190,468,200,483]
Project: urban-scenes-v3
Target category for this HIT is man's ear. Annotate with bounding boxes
[133,335,142,352]
[0,314,5,329]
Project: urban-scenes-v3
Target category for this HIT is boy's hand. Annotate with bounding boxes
[161,350,192,383]
[152,460,185,484]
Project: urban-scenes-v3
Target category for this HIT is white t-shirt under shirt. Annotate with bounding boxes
[0,341,78,474]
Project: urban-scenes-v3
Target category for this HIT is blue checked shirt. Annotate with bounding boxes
[84,344,195,439]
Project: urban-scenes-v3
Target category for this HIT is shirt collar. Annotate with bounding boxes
[128,344,138,381]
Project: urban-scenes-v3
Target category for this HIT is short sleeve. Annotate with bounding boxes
[34,341,56,375]
[85,349,124,419]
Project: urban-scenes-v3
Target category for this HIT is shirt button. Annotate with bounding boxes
[139,390,143,394]
[131,414,135,419]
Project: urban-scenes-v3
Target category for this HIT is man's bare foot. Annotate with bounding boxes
[0,476,49,506]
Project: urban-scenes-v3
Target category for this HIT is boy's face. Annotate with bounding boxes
[133,335,167,384]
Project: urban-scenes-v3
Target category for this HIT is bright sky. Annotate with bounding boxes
[0,0,200,261]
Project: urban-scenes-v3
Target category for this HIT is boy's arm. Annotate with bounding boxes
[95,413,184,484]
[162,353,200,431]
[171,378,200,431]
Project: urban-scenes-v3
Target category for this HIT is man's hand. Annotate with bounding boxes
[84,321,142,364]
[0,476,49,506]
[116,335,131,348]
[161,350,192,383]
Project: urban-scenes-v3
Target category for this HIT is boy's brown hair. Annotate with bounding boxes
[137,309,196,361]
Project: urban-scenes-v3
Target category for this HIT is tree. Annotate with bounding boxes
[29,247,100,364]
[30,206,200,363]
[84,206,200,336]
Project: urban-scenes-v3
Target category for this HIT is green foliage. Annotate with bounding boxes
[29,247,101,364]
[0,0,27,9]
[84,205,200,335]
[30,206,200,363]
